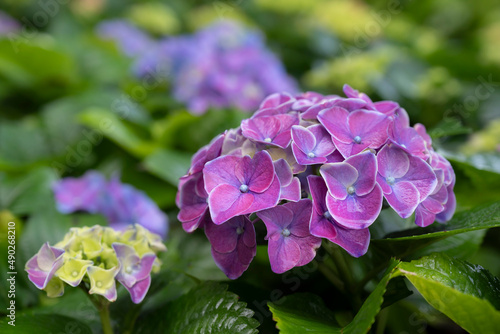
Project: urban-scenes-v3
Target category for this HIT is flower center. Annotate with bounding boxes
[281,228,291,237]
[353,136,362,144]
[239,184,249,193]
[347,186,356,195]
[386,176,396,185]
[264,137,272,143]
[307,152,316,158]
[323,211,332,219]
[96,281,103,288]
[72,270,78,277]
[126,266,133,274]
[236,227,244,235]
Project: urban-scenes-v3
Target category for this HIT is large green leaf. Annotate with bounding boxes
[397,253,500,334]
[78,108,158,158]
[143,149,192,186]
[372,201,500,257]
[0,313,93,334]
[135,282,260,334]
[268,259,401,334]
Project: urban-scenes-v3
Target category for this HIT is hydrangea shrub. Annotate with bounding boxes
[177,85,456,279]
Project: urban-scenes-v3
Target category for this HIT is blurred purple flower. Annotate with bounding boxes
[320,151,383,229]
[96,20,154,57]
[203,150,280,224]
[164,21,298,114]
[53,171,168,238]
[377,144,437,218]
[0,11,19,36]
[205,215,256,279]
[308,175,370,257]
[53,171,106,214]
[257,199,321,274]
[25,243,65,290]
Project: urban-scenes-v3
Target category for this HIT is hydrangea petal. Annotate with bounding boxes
[320,162,358,200]
[326,184,383,229]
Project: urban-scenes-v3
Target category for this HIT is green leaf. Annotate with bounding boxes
[268,259,401,334]
[0,39,78,89]
[428,118,472,138]
[161,229,228,281]
[135,282,260,334]
[411,229,486,259]
[143,149,192,186]
[0,167,58,215]
[397,253,500,334]
[267,293,340,333]
[78,108,158,158]
[371,201,500,257]
[0,313,93,334]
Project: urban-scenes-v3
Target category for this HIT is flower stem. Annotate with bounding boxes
[98,301,113,334]
[317,261,345,291]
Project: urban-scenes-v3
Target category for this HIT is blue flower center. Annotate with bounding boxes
[282,228,291,237]
[236,227,244,235]
[353,136,362,144]
[239,184,249,193]
[347,186,356,195]
[386,176,395,185]
[307,152,316,158]
[323,211,332,219]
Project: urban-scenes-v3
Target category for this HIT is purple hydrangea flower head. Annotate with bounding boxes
[176,85,457,279]
[96,20,154,58]
[53,171,106,214]
[241,114,299,148]
[308,176,370,257]
[257,199,321,274]
[205,215,256,279]
[113,243,156,304]
[25,243,65,289]
[0,11,19,35]
[291,124,336,165]
[203,150,281,224]
[320,151,383,229]
[376,144,438,218]
[274,159,301,202]
[318,107,391,158]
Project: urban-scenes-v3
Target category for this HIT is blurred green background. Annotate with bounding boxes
[0,0,499,333]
